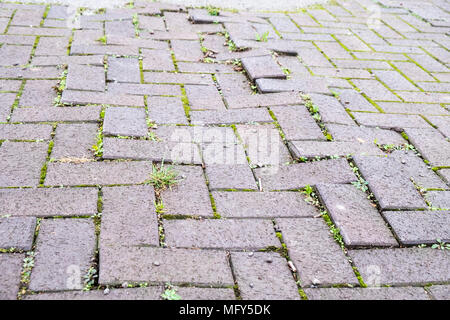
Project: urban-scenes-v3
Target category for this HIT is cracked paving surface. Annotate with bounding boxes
[0,0,449,300]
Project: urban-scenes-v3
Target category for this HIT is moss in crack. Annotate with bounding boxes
[301,94,333,141]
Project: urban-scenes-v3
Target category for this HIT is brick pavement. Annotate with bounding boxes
[0,0,449,300]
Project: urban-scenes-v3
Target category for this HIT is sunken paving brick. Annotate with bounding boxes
[276,218,358,287]
[164,219,279,250]
[212,191,318,218]
[160,165,214,217]
[317,184,397,247]
[349,248,450,286]
[0,254,23,300]
[289,141,384,158]
[99,246,234,286]
[304,287,430,300]
[231,252,300,300]
[254,159,356,191]
[29,219,96,291]
[44,161,153,186]
[24,287,164,300]
[241,55,286,81]
[100,185,159,249]
[0,141,48,187]
[205,164,257,190]
[0,217,36,250]
[52,123,98,160]
[103,107,148,137]
[383,210,450,245]
[0,187,98,217]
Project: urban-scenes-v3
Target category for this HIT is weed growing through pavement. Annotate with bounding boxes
[432,239,450,250]
[146,161,181,191]
[206,6,220,16]
[161,283,181,300]
[255,31,269,42]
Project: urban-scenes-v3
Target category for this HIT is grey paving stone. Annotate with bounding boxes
[241,55,286,81]
[66,64,105,92]
[377,102,448,116]
[34,36,70,56]
[171,39,203,62]
[0,254,23,300]
[316,41,353,59]
[0,92,15,122]
[0,44,32,66]
[142,49,175,71]
[335,34,371,51]
[191,108,272,125]
[372,70,418,91]
[105,20,135,38]
[101,185,159,249]
[231,251,300,300]
[256,77,330,94]
[308,93,355,125]
[148,96,188,125]
[52,123,98,160]
[404,128,450,167]
[392,61,435,82]
[277,218,358,287]
[0,187,98,217]
[254,159,356,191]
[61,90,144,107]
[144,72,214,85]
[428,285,450,300]
[383,210,450,245]
[352,113,431,129]
[107,57,141,84]
[155,125,237,145]
[326,124,406,145]
[175,287,235,300]
[297,48,333,68]
[0,124,52,140]
[349,248,450,286]
[24,287,164,300]
[29,219,96,291]
[316,184,397,247]
[184,85,226,111]
[11,106,102,123]
[103,107,148,137]
[212,191,318,218]
[177,62,234,74]
[99,246,234,286]
[225,92,302,109]
[352,79,400,101]
[0,217,36,250]
[108,83,182,96]
[19,80,58,108]
[160,165,214,217]
[304,287,430,300]
[0,141,48,187]
[0,80,22,92]
[44,161,153,186]
[102,138,202,165]
[426,191,450,209]
[270,105,325,141]
[206,164,257,190]
[70,44,139,56]
[289,141,383,158]
[215,73,253,98]
[165,219,279,249]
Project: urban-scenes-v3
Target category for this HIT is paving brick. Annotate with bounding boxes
[426,191,450,209]
[165,219,279,249]
[317,184,397,247]
[175,287,235,300]
[160,165,214,217]
[225,92,301,109]
[0,217,36,250]
[310,67,372,79]
[377,102,448,115]
[316,42,353,59]
[24,287,163,300]
[396,92,450,104]
[191,108,272,125]
[215,73,253,98]
[277,218,358,286]
[44,161,153,186]
[0,65,61,79]
[184,85,226,111]
[66,65,105,91]
[352,113,431,129]
[101,185,159,249]
[304,287,430,300]
[148,96,188,125]
[142,49,175,71]
[19,80,58,108]
[231,252,300,300]
[256,77,330,94]
[29,219,96,291]
[212,191,317,218]
[335,34,371,51]
[0,44,32,66]
[105,20,135,38]
[34,36,69,56]
[297,48,333,68]
[103,107,148,137]
[107,57,141,84]
[271,105,325,141]
[70,44,139,56]
[383,210,450,245]
[352,79,400,101]
[0,80,22,92]
[417,82,450,93]
[428,285,450,300]
[108,83,181,96]
[171,39,203,62]
[255,159,356,191]
[349,248,450,286]
[52,123,98,160]
[333,59,392,70]
[392,61,435,82]
[0,254,23,300]
[289,140,383,158]
[177,62,234,74]
[308,93,355,125]
[144,72,214,85]
[99,246,234,286]
[0,187,98,217]
[0,141,47,187]
[404,128,450,167]
[206,164,257,190]
[11,8,43,27]
[326,124,406,145]
[0,92,15,121]
[11,106,101,123]
[372,70,418,91]
[102,138,202,165]
[61,90,144,107]
[0,124,52,140]
[155,125,237,145]
[241,55,286,81]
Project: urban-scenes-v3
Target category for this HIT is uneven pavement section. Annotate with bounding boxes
[1,0,450,300]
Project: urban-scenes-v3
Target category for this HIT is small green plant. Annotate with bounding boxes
[92,131,103,158]
[146,161,180,190]
[432,239,450,250]
[83,267,98,291]
[255,31,270,42]
[97,35,107,44]
[206,6,219,16]
[161,283,181,300]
